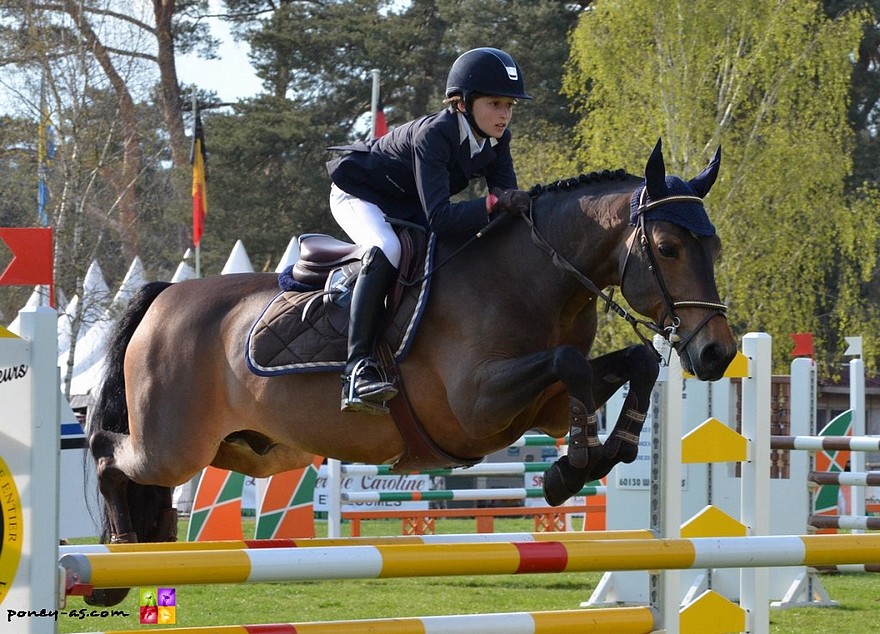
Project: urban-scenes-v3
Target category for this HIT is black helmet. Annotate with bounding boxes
[445,47,532,101]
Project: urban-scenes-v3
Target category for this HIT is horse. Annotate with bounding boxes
[84,139,737,605]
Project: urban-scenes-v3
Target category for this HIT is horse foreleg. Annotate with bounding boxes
[581,344,660,482]
[543,344,659,505]
[532,346,609,506]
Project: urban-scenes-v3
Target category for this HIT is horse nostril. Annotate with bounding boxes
[699,343,726,374]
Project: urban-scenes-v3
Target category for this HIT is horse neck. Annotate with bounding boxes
[532,187,634,295]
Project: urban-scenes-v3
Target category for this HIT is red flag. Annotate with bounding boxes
[191,110,208,247]
[790,333,814,357]
[373,94,388,139]
[0,227,53,286]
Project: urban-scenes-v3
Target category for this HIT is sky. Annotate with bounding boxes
[175,10,262,103]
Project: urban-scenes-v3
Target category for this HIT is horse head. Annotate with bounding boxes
[621,139,736,381]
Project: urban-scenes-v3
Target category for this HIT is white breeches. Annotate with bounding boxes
[330,184,402,268]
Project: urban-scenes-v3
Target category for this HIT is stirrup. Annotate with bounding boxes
[341,359,394,415]
[351,358,398,400]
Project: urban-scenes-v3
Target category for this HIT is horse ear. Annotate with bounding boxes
[645,138,666,199]
[689,146,721,198]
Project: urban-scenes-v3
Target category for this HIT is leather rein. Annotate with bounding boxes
[521,188,728,353]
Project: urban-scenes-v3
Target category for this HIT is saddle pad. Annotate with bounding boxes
[245,233,434,376]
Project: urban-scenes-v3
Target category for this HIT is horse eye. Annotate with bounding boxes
[657,244,677,258]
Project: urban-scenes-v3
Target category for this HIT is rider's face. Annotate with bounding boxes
[467,96,515,139]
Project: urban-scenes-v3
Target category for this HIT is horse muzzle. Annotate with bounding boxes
[675,313,737,381]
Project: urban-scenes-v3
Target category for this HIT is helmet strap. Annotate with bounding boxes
[462,92,490,139]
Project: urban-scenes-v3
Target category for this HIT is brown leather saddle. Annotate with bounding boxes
[246,225,427,375]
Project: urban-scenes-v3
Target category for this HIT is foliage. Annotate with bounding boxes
[565,0,880,373]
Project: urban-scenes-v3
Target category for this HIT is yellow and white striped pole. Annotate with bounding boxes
[59,529,653,555]
[62,534,880,591]
[85,606,658,634]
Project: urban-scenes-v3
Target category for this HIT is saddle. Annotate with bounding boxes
[247,225,428,375]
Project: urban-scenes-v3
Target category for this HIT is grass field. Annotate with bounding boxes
[57,518,880,633]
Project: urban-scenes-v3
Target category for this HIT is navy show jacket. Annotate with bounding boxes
[326,107,518,240]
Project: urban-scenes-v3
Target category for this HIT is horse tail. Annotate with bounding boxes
[87,281,173,546]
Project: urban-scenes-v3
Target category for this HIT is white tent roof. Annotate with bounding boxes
[221,240,254,274]
[7,285,50,333]
[275,236,300,272]
[111,256,147,310]
[57,293,79,358]
[61,258,146,396]
[77,260,112,336]
[171,260,196,282]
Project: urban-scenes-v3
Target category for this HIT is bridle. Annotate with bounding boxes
[521,187,728,354]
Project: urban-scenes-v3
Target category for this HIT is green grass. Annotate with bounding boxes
[57,519,880,633]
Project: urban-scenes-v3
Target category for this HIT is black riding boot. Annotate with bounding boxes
[341,246,399,413]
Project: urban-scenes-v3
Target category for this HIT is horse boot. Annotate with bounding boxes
[584,405,647,483]
[341,246,399,414]
[542,397,602,506]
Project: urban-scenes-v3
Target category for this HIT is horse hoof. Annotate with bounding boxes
[84,587,130,607]
[542,455,588,506]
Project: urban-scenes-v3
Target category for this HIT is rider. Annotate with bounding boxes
[327,47,533,413]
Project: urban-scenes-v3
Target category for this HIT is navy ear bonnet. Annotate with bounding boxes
[629,176,716,237]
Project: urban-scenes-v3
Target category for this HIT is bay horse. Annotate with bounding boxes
[85,139,736,605]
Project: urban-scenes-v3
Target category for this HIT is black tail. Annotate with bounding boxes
[88,281,171,438]
[87,281,173,544]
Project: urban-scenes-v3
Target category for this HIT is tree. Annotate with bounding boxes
[0,0,220,391]
[565,0,879,372]
[199,0,586,271]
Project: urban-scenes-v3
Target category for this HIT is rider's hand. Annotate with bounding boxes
[490,188,531,216]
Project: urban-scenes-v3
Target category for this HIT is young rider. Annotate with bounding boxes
[327,47,533,413]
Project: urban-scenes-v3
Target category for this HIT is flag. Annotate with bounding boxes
[372,93,388,139]
[0,227,53,286]
[191,109,208,247]
[790,333,814,357]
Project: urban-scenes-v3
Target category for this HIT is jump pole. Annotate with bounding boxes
[0,307,61,634]
[60,533,880,590]
[339,485,604,504]
[70,606,658,634]
[325,435,576,537]
[59,529,654,555]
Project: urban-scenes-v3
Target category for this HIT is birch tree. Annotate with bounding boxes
[565,0,879,372]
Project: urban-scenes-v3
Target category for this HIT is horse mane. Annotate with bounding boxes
[527,168,631,197]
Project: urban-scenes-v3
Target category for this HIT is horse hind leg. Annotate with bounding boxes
[86,430,177,607]
[91,429,178,542]
[91,429,137,542]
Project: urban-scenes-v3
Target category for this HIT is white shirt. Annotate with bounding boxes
[457,111,498,157]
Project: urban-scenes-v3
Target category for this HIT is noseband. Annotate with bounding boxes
[522,190,728,355]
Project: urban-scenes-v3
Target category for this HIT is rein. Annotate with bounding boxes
[523,188,728,353]
[520,199,663,349]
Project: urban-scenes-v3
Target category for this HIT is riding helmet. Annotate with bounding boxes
[445,47,532,101]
